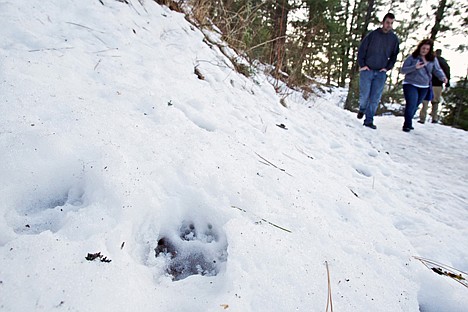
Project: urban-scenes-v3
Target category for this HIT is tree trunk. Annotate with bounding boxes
[345,0,375,111]
[338,0,351,87]
[430,0,447,41]
[270,0,289,78]
[291,4,315,84]
[360,0,375,40]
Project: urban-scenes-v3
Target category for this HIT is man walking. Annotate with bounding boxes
[357,13,400,129]
[418,49,450,124]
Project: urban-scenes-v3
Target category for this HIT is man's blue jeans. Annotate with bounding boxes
[403,84,429,128]
[359,70,387,125]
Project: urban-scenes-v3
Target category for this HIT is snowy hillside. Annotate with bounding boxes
[0,0,467,311]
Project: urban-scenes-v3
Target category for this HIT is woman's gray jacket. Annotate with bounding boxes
[401,55,446,87]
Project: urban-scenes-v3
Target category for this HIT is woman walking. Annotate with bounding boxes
[401,39,447,132]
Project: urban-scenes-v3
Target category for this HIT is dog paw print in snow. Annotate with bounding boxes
[155,220,228,281]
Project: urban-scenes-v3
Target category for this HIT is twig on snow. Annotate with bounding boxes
[66,22,106,34]
[325,261,334,312]
[92,48,119,53]
[231,205,291,233]
[94,59,102,71]
[255,152,293,177]
[91,33,108,46]
[258,160,271,167]
[29,47,74,52]
[348,188,359,198]
[295,145,314,160]
[414,256,468,288]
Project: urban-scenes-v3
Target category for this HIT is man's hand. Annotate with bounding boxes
[359,66,370,71]
[379,68,387,72]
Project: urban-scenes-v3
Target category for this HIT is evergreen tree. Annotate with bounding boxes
[441,76,468,130]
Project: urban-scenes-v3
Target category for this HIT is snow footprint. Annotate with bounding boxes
[155,220,228,281]
[9,181,86,235]
[175,99,217,132]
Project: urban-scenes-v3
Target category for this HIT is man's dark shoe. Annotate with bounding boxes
[357,112,364,119]
[410,126,414,130]
[431,120,438,123]
[417,120,425,124]
[402,127,411,132]
[363,123,377,129]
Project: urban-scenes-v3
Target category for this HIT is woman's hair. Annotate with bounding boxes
[411,39,435,61]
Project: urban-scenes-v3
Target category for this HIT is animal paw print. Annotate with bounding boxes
[155,220,227,281]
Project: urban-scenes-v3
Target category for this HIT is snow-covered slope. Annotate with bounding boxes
[1,1,467,311]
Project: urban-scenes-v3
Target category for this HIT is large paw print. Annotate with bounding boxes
[155,221,227,281]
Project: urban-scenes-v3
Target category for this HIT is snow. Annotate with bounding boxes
[1,0,467,311]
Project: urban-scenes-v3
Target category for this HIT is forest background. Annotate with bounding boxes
[166,0,468,129]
